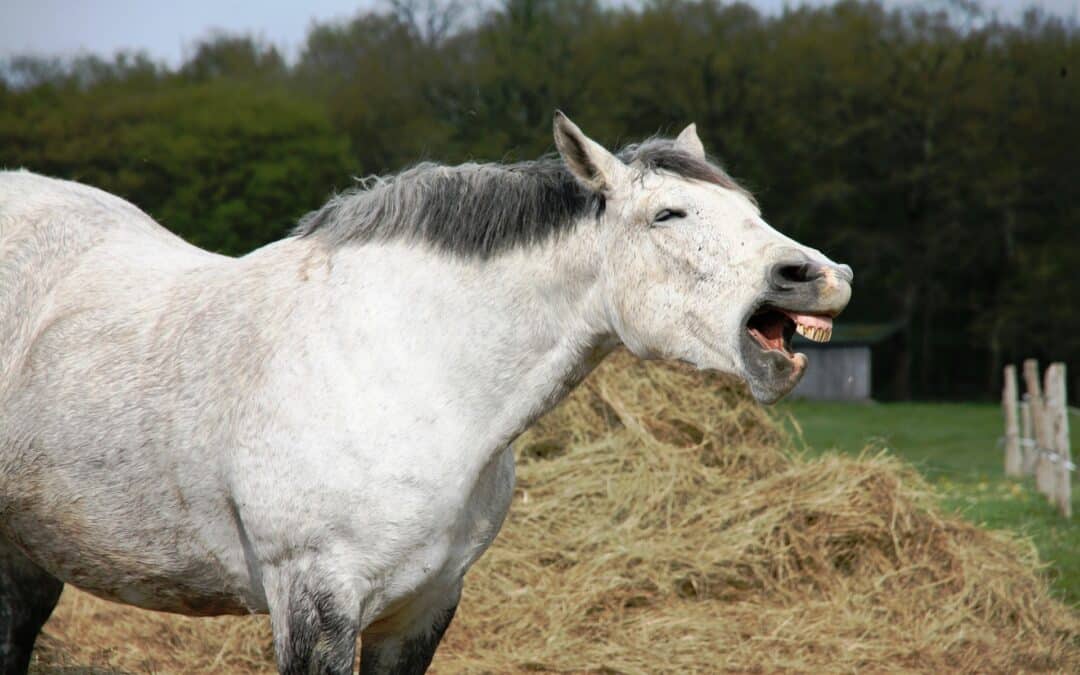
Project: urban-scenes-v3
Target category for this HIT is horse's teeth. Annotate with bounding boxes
[796,323,833,343]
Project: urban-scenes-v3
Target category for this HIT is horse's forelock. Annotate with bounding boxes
[620,139,756,206]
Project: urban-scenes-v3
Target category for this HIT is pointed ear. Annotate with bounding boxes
[553,111,630,195]
[674,123,706,159]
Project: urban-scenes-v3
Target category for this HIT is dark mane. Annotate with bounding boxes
[294,138,751,259]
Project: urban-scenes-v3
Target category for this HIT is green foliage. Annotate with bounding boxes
[1,1,1077,396]
[1,61,351,254]
[181,34,287,82]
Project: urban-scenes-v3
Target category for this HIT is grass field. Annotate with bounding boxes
[778,400,1080,606]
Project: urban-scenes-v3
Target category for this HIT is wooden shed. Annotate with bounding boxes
[789,322,902,401]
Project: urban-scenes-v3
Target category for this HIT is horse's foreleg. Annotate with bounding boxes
[359,586,461,675]
[0,538,64,674]
[266,572,360,675]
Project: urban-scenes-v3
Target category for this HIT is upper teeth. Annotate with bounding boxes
[796,324,832,343]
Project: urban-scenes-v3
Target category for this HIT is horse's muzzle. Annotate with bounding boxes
[766,258,853,317]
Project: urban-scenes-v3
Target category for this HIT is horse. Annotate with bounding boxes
[0,112,852,674]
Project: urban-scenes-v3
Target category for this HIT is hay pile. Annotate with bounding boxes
[33,352,1080,673]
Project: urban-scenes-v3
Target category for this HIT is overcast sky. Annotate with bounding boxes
[2,0,1077,67]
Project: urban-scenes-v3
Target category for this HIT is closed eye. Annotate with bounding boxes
[653,208,687,224]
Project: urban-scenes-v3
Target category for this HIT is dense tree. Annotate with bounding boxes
[180,34,287,82]
[1,1,1076,400]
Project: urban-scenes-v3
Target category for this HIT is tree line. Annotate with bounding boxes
[1,0,1077,401]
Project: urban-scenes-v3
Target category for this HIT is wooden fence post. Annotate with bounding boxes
[1003,365,1022,476]
[1046,363,1072,519]
[1023,359,1055,501]
[1020,398,1035,474]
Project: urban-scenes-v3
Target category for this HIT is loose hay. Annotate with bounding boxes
[31,352,1080,673]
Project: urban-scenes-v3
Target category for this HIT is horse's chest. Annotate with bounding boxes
[449,446,516,570]
[378,446,516,608]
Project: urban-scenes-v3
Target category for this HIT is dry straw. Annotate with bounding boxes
[32,352,1080,673]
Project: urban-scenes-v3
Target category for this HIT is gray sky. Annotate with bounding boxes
[1,0,1077,67]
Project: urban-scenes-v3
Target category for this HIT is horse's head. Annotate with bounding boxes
[555,112,852,403]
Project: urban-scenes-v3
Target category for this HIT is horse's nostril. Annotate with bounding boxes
[773,262,823,286]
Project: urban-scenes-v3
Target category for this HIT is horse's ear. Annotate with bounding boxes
[553,111,629,195]
[674,123,706,159]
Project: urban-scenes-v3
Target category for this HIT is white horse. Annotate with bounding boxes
[0,113,851,674]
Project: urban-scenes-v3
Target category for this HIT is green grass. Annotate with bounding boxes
[777,400,1080,607]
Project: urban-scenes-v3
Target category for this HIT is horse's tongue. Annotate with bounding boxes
[781,311,833,330]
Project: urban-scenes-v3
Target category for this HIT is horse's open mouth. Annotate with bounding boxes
[739,263,851,404]
[745,306,834,359]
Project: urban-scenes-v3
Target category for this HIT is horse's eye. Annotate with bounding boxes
[653,208,687,224]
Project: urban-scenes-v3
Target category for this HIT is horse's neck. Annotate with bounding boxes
[322,226,614,452]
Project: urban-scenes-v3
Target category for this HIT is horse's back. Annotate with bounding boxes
[0,169,188,246]
[0,170,215,382]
